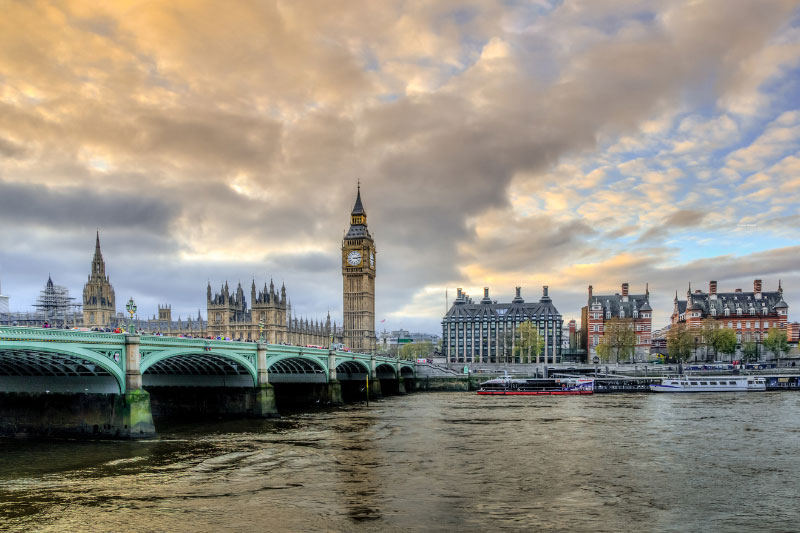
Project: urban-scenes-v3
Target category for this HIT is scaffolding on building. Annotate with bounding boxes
[32,276,82,327]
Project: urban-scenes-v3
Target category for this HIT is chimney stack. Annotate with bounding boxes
[710,280,717,295]
[484,287,489,298]
[457,288,462,299]
[543,286,549,297]
[516,286,521,298]
[754,279,762,299]
[588,284,593,300]
[735,288,742,293]
[622,282,629,302]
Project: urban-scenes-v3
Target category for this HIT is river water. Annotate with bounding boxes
[1,392,799,532]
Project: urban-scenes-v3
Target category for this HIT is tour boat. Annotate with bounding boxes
[650,376,766,393]
[477,377,594,395]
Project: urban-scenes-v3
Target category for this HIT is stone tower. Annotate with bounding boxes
[83,231,116,328]
[342,184,376,353]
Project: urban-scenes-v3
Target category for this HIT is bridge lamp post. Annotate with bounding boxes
[258,320,265,342]
[126,298,137,334]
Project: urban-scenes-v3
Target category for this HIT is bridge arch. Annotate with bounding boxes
[0,345,125,393]
[335,359,369,380]
[140,349,257,387]
[375,363,397,379]
[267,355,327,383]
[400,365,415,379]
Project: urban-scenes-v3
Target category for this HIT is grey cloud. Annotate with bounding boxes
[0,179,175,232]
[0,137,27,158]
[664,209,707,227]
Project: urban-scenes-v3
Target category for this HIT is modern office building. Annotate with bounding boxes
[442,286,563,364]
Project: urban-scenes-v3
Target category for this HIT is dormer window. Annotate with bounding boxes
[633,310,638,318]
[606,311,611,319]
[724,308,730,316]
[762,307,768,315]
[711,307,717,316]
[737,308,742,315]
[749,308,755,315]
[620,310,625,318]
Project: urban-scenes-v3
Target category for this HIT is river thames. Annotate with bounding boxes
[1,392,799,532]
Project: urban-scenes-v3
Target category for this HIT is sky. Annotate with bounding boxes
[0,0,798,334]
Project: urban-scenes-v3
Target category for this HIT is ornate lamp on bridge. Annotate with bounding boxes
[258,320,265,342]
[126,297,137,334]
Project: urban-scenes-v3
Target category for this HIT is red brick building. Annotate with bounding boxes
[787,322,800,344]
[582,283,653,362]
[670,279,789,351]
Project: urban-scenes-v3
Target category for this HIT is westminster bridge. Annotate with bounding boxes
[0,327,416,438]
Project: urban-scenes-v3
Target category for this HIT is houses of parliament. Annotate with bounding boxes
[50,188,378,351]
[206,186,376,350]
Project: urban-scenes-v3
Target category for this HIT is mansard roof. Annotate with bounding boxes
[444,288,562,322]
[678,289,786,316]
[590,293,651,316]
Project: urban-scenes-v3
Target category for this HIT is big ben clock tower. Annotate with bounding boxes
[342,184,376,353]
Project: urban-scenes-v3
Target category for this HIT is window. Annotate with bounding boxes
[724,308,730,316]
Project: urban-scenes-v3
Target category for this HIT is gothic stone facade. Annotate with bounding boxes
[206,280,342,345]
[83,232,116,328]
[442,286,563,364]
[671,279,789,347]
[341,186,377,353]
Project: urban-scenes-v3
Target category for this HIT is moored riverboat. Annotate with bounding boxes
[477,377,594,395]
[650,376,766,393]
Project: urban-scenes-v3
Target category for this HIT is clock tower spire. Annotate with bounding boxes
[342,183,376,353]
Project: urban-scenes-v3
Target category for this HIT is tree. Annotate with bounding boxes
[713,328,737,362]
[595,340,612,363]
[500,329,515,364]
[515,321,544,363]
[603,318,636,363]
[763,328,788,364]
[398,341,434,360]
[741,340,759,363]
[666,323,693,363]
[701,319,719,361]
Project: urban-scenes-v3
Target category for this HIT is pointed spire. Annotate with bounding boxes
[351,182,365,216]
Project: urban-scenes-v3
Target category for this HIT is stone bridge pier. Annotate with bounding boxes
[0,327,417,439]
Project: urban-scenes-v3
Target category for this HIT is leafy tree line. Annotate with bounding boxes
[665,320,789,363]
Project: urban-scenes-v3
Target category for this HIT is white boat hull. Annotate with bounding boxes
[650,377,766,393]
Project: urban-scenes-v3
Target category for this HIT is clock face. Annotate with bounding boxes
[370,252,375,268]
[347,250,362,266]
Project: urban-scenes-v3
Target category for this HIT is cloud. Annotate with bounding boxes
[0,0,798,333]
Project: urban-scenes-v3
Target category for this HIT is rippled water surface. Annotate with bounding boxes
[2,392,800,532]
